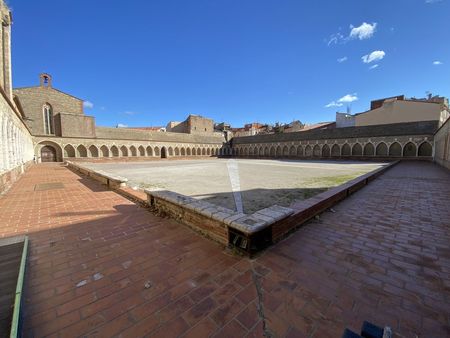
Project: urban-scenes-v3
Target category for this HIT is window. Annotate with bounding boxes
[43,104,54,134]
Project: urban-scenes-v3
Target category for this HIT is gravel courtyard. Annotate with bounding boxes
[82,159,387,213]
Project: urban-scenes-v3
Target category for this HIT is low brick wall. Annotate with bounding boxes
[0,161,34,195]
[65,161,128,189]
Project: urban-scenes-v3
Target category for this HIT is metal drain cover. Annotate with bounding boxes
[34,182,65,191]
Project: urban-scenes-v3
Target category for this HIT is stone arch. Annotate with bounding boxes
[175,147,180,156]
[208,148,212,156]
[186,147,191,156]
[161,147,167,158]
[376,142,388,156]
[154,146,160,157]
[111,145,119,157]
[331,144,340,157]
[269,146,275,156]
[313,144,321,157]
[363,143,375,156]
[264,147,269,156]
[304,145,312,157]
[64,144,76,158]
[181,147,186,156]
[389,142,402,157]
[253,147,258,156]
[289,145,296,157]
[322,144,330,157]
[168,147,174,156]
[129,145,137,156]
[77,145,88,158]
[138,146,145,156]
[100,145,109,157]
[341,144,351,156]
[146,146,153,157]
[89,145,99,157]
[120,145,128,157]
[191,147,196,156]
[403,142,417,157]
[352,143,363,156]
[418,142,432,157]
[282,145,289,157]
[37,141,62,162]
[202,148,206,156]
[297,146,303,157]
[275,146,282,157]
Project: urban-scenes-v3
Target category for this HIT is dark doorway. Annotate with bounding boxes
[161,147,167,158]
[41,145,57,162]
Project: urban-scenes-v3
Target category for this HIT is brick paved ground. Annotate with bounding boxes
[0,161,449,337]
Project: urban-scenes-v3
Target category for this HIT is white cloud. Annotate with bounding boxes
[325,93,358,108]
[362,50,385,63]
[425,0,443,3]
[338,94,358,103]
[83,101,94,109]
[325,101,343,108]
[337,56,348,63]
[349,22,377,40]
[327,32,344,46]
[123,111,139,116]
[433,60,443,65]
[369,64,379,70]
[116,123,128,128]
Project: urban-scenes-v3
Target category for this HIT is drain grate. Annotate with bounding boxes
[34,182,65,191]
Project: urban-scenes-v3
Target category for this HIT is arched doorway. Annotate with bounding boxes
[41,145,57,162]
[161,147,167,158]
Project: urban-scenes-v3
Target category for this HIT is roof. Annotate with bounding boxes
[300,122,335,131]
[13,86,84,101]
[233,120,439,144]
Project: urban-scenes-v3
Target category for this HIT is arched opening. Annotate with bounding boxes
[192,148,197,156]
[181,148,186,156]
[376,143,388,156]
[282,146,289,157]
[418,142,432,156]
[363,143,375,156]
[89,145,99,157]
[168,147,174,156]
[403,142,417,157]
[111,146,119,157]
[100,145,109,157]
[289,146,296,157]
[43,103,54,135]
[268,146,275,157]
[322,144,330,157]
[186,148,191,156]
[175,147,180,156]
[77,145,88,158]
[208,148,212,156]
[331,144,340,157]
[202,148,206,156]
[130,146,137,156]
[138,146,145,156]
[264,147,269,156]
[297,146,303,157]
[313,145,321,157]
[276,146,282,157]
[352,143,363,156]
[64,144,75,158]
[40,145,57,162]
[304,145,312,157]
[341,144,351,156]
[154,147,160,157]
[253,147,258,156]
[389,142,402,157]
[120,146,128,157]
[259,147,264,156]
[161,147,167,158]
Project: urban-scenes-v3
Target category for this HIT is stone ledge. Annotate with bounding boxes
[65,161,128,188]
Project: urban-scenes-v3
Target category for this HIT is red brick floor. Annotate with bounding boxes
[0,161,449,338]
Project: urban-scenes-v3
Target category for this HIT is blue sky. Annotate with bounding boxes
[10,0,450,127]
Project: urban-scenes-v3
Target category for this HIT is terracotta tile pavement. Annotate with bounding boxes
[0,161,449,337]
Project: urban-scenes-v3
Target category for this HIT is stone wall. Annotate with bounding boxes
[13,85,83,135]
[231,121,436,159]
[58,113,96,138]
[33,135,225,162]
[434,117,450,170]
